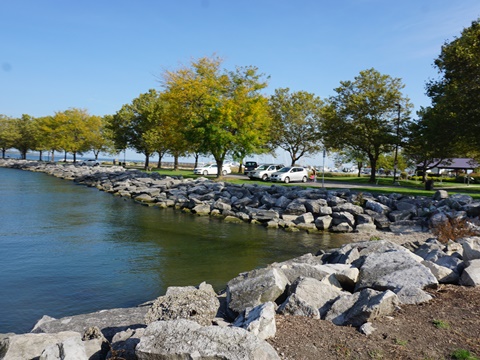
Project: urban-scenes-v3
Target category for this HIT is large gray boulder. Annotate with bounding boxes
[461,236,480,262]
[232,301,277,340]
[278,276,344,318]
[325,288,399,327]
[422,260,459,284]
[40,335,88,360]
[0,331,84,360]
[355,249,438,303]
[144,283,220,326]
[460,259,480,286]
[227,268,289,314]
[135,319,280,360]
[31,306,148,342]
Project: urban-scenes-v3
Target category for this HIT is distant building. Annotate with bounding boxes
[417,158,480,175]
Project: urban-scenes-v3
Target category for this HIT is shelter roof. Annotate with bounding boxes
[417,158,480,170]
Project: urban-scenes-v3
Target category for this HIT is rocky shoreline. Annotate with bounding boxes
[1,160,480,359]
[2,159,480,237]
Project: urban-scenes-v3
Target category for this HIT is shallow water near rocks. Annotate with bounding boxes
[0,167,350,333]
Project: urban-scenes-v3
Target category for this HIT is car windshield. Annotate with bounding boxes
[256,165,268,170]
[277,167,291,173]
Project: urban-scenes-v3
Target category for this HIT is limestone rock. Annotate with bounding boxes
[0,331,83,360]
[355,249,438,301]
[31,306,148,342]
[145,283,219,326]
[227,268,289,314]
[325,288,399,327]
[135,319,280,360]
[460,259,480,286]
[232,301,277,340]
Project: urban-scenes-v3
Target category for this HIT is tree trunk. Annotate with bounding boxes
[145,154,150,169]
[369,157,377,183]
[157,152,164,168]
[73,152,77,163]
[1,148,5,159]
[39,150,43,161]
[357,161,363,177]
[174,154,179,171]
[215,157,225,178]
[194,153,199,169]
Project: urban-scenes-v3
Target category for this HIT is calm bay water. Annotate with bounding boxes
[0,167,350,333]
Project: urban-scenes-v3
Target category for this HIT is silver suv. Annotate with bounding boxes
[249,164,284,181]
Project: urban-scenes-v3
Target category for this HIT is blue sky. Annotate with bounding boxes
[2,1,480,164]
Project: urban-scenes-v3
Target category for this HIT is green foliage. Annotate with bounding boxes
[0,115,19,157]
[432,319,450,329]
[268,88,324,166]
[323,68,412,183]
[451,349,479,360]
[161,56,271,177]
[426,19,480,154]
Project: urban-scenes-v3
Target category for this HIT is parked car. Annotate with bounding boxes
[244,161,258,176]
[193,163,232,176]
[249,164,284,181]
[270,166,309,183]
[81,159,100,166]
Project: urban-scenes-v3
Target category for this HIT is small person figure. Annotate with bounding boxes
[310,167,317,182]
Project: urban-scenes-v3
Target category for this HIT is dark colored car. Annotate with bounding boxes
[244,161,258,176]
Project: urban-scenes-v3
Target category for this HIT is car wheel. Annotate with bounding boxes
[222,170,227,176]
[203,170,208,176]
[302,176,307,183]
[284,177,290,184]
[262,174,268,181]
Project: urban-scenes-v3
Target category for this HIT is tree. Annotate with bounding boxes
[403,106,457,182]
[323,68,411,183]
[111,89,163,169]
[54,108,99,162]
[268,88,324,166]
[0,115,17,158]
[426,19,480,152]
[89,115,115,160]
[161,56,271,177]
[13,114,38,159]
[35,115,64,161]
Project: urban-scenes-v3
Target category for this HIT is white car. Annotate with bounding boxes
[193,163,232,176]
[81,159,100,166]
[270,166,309,183]
[249,164,284,181]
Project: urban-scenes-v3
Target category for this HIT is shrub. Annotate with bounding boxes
[431,215,479,243]
[451,349,479,360]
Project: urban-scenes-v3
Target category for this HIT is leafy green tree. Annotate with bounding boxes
[89,115,115,159]
[323,68,411,183]
[268,88,324,166]
[35,115,64,161]
[54,108,99,162]
[403,106,457,182]
[426,19,480,152]
[111,89,163,169]
[0,115,17,158]
[13,114,38,159]
[161,56,271,177]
